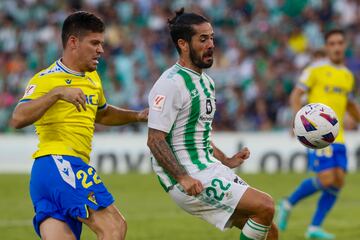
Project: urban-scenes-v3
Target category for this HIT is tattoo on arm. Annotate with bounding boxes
[147,129,186,180]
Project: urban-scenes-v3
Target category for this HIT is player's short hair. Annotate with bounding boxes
[168,8,209,53]
[61,11,105,48]
[324,29,345,43]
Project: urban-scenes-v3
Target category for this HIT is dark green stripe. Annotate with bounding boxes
[199,78,214,163]
[204,74,215,92]
[248,219,270,230]
[178,69,206,171]
[157,175,169,192]
[240,232,254,240]
[246,222,268,233]
[199,78,211,97]
[203,122,213,163]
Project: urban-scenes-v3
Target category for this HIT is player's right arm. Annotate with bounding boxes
[290,67,316,119]
[11,87,87,129]
[147,128,203,196]
[147,76,203,196]
[289,87,306,119]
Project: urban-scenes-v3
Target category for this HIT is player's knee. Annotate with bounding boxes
[257,194,275,222]
[107,214,127,240]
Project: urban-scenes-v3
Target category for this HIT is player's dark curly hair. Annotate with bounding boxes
[324,29,345,43]
[168,8,209,54]
[61,11,105,48]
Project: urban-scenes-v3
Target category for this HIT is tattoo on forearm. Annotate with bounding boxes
[149,137,186,179]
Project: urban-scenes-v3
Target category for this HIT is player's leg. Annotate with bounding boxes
[306,144,346,239]
[79,204,127,240]
[303,168,337,239]
[31,155,123,240]
[230,187,278,240]
[276,148,328,231]
[39,218,76,240]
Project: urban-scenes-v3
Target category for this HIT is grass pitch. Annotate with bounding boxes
[1,173,360,240]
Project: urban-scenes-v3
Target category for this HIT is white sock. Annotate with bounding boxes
[241,219,270,240]
[283,199,292,210]
[308,225,321,232]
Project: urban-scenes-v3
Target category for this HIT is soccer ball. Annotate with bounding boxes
[293,103,339,149]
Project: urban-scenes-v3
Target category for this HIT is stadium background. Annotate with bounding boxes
[0,0,360,239]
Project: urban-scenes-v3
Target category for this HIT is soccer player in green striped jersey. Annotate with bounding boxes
[147,8,278,240]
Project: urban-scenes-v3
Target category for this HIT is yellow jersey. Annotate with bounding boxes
[20,60,107,163]
[297,61,355,144]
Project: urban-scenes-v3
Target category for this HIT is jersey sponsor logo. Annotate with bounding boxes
[152,95,166,112]
[324,85,346,95]
[85,94,98,105]
[65,79,72,84]
[24,84,36,97]
[200,99,215,122]
[206,99,213,114]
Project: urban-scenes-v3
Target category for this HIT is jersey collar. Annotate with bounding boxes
[175,63,202,77]
[56,59,85,77]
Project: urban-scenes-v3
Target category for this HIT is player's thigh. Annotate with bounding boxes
[78,204,126,234]
[317,168,337,187]
[334,167,346,188]
[40,218,76,240]
[230,187,275,225]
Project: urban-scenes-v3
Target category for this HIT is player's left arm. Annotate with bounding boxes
[346,74,360,123]
[95,105,148,125]
[211,142,250,168]
[346,99,360,122]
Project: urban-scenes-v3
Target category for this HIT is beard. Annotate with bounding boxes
[189,44,213,69]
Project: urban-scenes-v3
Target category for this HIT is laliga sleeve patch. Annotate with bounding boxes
[152,95,166,112]
[24,84,36,97]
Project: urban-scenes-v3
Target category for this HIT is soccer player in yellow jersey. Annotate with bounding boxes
[10,11,147,240]
[277,29,360,239]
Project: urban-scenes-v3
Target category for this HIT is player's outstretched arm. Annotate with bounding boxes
[147,128,203,196]
[95,106,148,125]
[10,87,86,129]
[347,99,360,123]
[211,142,250,168]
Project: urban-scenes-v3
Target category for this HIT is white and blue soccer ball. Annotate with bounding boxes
[293,103,339,149]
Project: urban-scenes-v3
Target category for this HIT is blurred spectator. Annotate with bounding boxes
[0,0,359,133]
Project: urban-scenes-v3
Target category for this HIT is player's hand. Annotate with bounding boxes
[177,175,203,196]
[53,87,87,112]
[137,108,148,122]
[225,147,250,168]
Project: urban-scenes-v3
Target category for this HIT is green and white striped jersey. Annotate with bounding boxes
[148,63,219,191]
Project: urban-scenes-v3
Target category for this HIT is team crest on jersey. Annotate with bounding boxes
[88,192,98,205]
[65,79,72,84]
[152,95,166,112]
[191,89,199,98]
[24,84,36,97]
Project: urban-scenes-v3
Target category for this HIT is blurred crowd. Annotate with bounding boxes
[0,0,359,133]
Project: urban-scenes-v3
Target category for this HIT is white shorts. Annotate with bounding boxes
[168,163,249,231]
